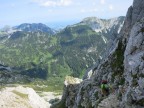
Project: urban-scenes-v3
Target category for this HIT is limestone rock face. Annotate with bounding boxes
[63,76,82,107]
[122,18,144,108]
[52,0,144,108]
[0,86,49,108]
[98,94,120,108]
[64,76,83,86]
[121,0,144,44]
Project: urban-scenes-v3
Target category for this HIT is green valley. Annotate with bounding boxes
[0,17,125,92]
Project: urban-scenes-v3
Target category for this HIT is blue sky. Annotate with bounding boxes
[0,0,133,28]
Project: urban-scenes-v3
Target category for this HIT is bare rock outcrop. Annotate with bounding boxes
[0,86,49,108]
[52,0,144,108]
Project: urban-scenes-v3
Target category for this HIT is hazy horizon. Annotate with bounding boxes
[0,0,133,28]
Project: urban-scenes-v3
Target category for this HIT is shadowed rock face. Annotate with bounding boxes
[53,0,144,108]
[0,64,31,84]
[0,64,11,71]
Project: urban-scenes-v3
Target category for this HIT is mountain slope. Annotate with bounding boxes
[56,0,144,107]
[56,16,125,76]
[0,17,125,91]
[57,25,107,76]
[73,16,125,39]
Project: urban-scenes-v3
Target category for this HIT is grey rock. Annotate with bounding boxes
[52,0,144,108]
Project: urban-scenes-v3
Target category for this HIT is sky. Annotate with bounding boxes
[0,0,133,28]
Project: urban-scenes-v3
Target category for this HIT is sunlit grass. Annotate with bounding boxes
[12,90,28,99]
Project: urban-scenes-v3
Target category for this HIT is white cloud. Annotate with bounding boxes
[100,0,105,4]
[41,1,57,7]
[80,8,98,13]
[109,4,114,10]
[32,0,72,7]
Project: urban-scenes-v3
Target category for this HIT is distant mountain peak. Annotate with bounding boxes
[79,16,125,33]
[14,23,55,35]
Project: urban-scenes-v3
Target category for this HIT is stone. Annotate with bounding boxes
[51,0,144,108]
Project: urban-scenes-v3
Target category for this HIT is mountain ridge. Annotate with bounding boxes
[13,23,55,34]
[0,16,125,91]
[54,0,144,107]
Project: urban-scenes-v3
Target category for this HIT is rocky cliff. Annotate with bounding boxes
[53,0,144,108]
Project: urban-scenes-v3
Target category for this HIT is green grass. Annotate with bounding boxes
[79,69,86,78]
[0,23,110,94]
[0,85,5,90]
[50,37,57,45]
[12,90,28,99]
[0,44,5,49]
[25,77,64,93]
